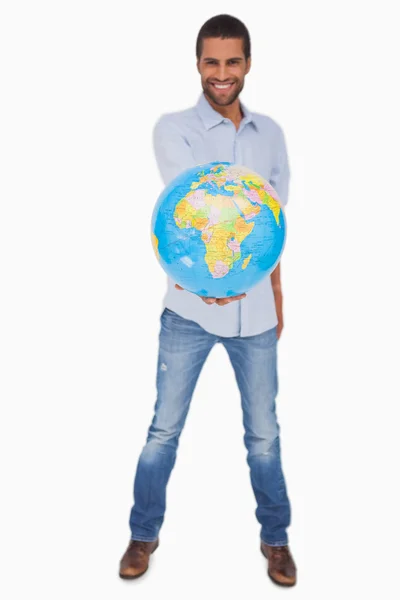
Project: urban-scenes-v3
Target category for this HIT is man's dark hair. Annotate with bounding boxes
[196,14,251,61]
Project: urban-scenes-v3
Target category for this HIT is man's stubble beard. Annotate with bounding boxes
[202,78,245,107]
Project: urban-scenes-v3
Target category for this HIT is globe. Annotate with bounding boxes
[151,162,286,298]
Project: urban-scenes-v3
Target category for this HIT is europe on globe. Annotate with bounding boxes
[151,162,286,298]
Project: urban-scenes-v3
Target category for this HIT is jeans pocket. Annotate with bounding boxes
[161,307,174,321]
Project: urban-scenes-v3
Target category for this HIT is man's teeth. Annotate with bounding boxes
[214,83,232,89]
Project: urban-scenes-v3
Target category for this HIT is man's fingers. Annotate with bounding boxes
[216,293,246,306]
[216,298,229,306]
[174,284,245,306]
[202,297,216,304]
[175,285,217,304]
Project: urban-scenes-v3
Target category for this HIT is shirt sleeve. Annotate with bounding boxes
[269,125,291,206]
[152,115,197,187]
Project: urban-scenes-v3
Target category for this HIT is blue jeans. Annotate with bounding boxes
[129,308,291,546]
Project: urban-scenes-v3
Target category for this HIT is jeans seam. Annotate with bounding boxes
[131,535,158,542]
[261,538,288,546]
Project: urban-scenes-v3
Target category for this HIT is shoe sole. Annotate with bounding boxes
[119,542,159,580]
[260,545,296,587]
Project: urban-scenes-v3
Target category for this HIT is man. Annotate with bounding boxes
[119,14,297,587]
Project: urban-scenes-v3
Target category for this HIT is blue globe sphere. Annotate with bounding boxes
[151,162,286,297]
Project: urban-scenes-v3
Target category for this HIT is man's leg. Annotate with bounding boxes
[129,308,217,541]
[221,326,291,546]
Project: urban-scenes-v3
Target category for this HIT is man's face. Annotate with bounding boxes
[197,37,251,107]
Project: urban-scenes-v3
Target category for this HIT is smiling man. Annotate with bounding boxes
[119,14,296,587]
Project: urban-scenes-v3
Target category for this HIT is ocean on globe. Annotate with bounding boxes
[151,162,286,298]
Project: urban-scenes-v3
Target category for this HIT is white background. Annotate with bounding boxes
[1,0,400,597]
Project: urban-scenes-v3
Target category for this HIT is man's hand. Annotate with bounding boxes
[175,284,246,306]
[277,312,284,340]
[273,286,284,340]
[271,263,284,340]
[215,294,246,306]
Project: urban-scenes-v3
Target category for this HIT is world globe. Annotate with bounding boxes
[151,162,286,298]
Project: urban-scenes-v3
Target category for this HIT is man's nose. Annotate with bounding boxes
[216,65,229,81]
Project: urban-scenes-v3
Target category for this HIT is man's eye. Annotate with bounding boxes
[206,60,238,65]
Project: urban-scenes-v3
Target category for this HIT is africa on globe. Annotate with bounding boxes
[151,162,286,298]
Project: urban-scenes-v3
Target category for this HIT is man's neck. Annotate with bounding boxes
[205,93,243,129]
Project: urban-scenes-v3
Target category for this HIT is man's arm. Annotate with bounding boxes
[271,261,282,293]
[269,125,290,338]
[271,261,283,337]
[269,125,290,207]
[152,115,197,186]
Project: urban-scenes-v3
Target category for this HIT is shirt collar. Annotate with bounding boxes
[195,92,257,132]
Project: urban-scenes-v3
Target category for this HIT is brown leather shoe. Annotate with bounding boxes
[260,542,297,586]
[119,538,159,579]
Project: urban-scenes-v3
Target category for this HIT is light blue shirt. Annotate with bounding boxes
[152,92,290,337]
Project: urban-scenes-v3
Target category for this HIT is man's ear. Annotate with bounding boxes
[245,57,251,75]
[196,59,200,74]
